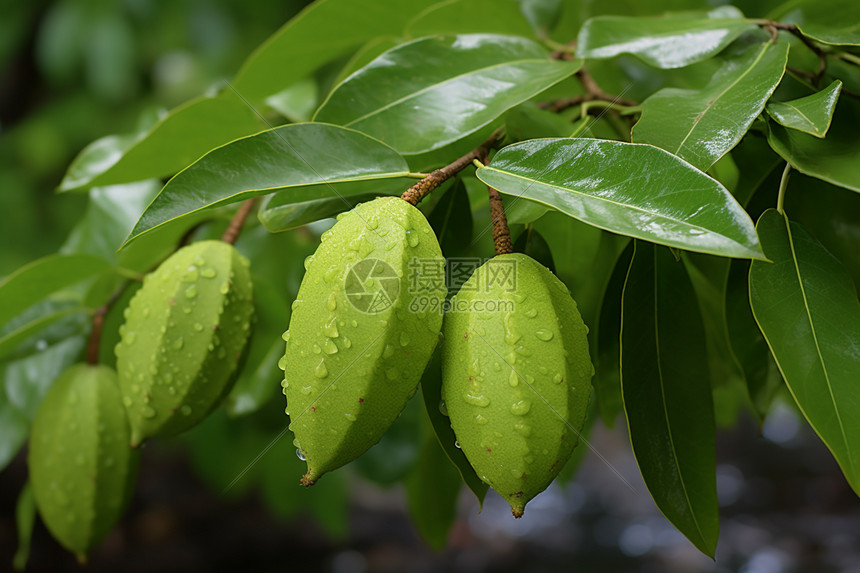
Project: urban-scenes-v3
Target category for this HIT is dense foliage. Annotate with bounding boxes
[2,0,859,565]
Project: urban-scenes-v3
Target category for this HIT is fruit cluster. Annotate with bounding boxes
[27,193,592,560]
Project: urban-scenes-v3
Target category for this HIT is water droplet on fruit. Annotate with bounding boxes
[185,285,197,299]
[464,393,490,407]
[180,405,192,416]
[439,400,449,416]
[535,329,553,341]
[326,292,337,311]
[322,338,338,354]
[511,400,531,416]
[475,414,488,425]
[296,449,306,461]
[315,359,328,378]
[201,268,216,278]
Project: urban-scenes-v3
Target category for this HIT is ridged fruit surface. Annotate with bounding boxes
[281,196,445,485]
[116,240,254,446]
[28,364,139,561]
[442,253,592,516]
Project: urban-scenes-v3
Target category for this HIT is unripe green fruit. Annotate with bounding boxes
[441,253,592,517]
[28,364,139,561]
[281,196,445,485]
[116,240,254,446]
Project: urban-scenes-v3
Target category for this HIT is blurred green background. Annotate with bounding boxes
[0,0,309,275]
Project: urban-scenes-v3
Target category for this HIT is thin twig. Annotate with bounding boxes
[538,68,638,113]
[482,152,513,256]
[86,282,128,365]
[401,127,504,205]
[221,198,257,245]
[757,20,827,86]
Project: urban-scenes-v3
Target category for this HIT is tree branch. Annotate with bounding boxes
[481,152,513,256]
[401,127,504,205]
[221,198,257,245]
[538,68,638,113]
[86,283,128,365]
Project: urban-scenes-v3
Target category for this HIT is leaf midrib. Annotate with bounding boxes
[674,41,773,156]
[652,248,710,551]
[783,214,855,474]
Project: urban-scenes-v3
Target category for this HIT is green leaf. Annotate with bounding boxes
[520,0,564,35]
[353,390,422,486]
[786,0,860,46]
[420,347,489,506]
[725,260,779,422]
[513,226,555,271]
[233,0,440,102]
[265,78,319,122]
[314,34,580,154]
[428,180,474,258]
[766,80,842,138]
[633,41,789,171]
[59,91,262,191]
[576,10,755,69]
[13,482,35,571]
[592,243,632,426]
[258,178,411,233]
[476,138,764,259]
[766,99,860,193]
[123,123,410,247]
[405,416,462,550]
[749,209,860,495]
[620,241,719,556]
[0,304,85,363]
[0,390,28,472]
[406,0,535,37]
[0,254,110,329]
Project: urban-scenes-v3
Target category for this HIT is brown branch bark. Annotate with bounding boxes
[761,21,827,86]
[538,68,638,113]
[481,152,512,256]
[221,198,257,245]
[401,127,504,206]
[86,283,128,365]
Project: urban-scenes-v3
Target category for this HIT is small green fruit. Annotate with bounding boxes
[281,196,445,485]
[441,253,592,517]
[28,364,139,561]
[116,240,254,446]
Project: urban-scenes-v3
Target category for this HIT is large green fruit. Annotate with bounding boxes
[116,240,254,446]
[281,196,445,485]
[442,253,592,517]
[28,364,139,561]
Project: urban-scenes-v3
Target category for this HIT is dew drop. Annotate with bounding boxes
[475,414,488,425]
[553,373,564,384]
[194,323,203,332]
[220,282,230,295]
[312,343,321,354]
[303,255,315,270]
[454,440,461,449]
[511,400,531,416]
[342,336,352,349]
[509,370,519,387]
[406,229,420,247]
[383,344,395,358]
[201,268,217,278]
[324,265,339,283]
[535,329,554,341]
[125,332,137,345]
[464,393,490,407]
[344,413,356,422]
[385,367,399,380]
[296,449,306,461]
[514,423,532,437]
[399,331,410,347]
[324,316,339,338]
[142,406,157,419]
[172,336,184,350]
[180,405,192,416]
[322,338,338,354]
[185,285,198,299]
[524,308,537,318]
[122,396,132,407]
[278,356,287,371]
[186,266,199,281]
[315,359,328,378]
[326,292,337,311]
[282,330,290,342]
[439,400,449,417]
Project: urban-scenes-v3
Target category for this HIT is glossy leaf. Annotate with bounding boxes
[59,92,262,191]
[0,305,85,363]
[476,138,764,259]
[725,260,778,422]
[749,209,860,495]
[123,123,410,246]
[633,41,789,171]
[620,241,718,556]
[0,254,110,329]
[353,392,422,486]
[420,347,489,506]
[405,417,463,551]
[576,9,754,69]
[787,0,860,46]
[258,178,412,233]
[314,34,580,154]
[766,99,860,193]
[766,80,842,138]
[513,226,555,271]
[233,0,440,102]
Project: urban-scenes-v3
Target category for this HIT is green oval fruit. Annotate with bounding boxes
[28,364,139,561]
[281,196,445,485]
[441,253,592,517]
[116,240,254,446]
